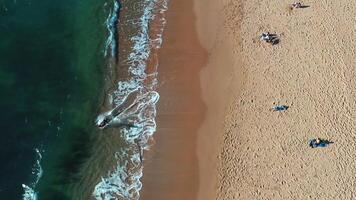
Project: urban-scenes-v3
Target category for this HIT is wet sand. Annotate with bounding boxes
[192,0,247,200]
[141,0,242,198]
[140,0,208,199]
[144,0,356,199]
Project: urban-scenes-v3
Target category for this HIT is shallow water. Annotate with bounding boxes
[0,0,168,199]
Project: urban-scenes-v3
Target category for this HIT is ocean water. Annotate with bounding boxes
[0,0,168,199]
[0,0,107,199]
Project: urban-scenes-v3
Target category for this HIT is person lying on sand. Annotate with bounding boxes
[260,32,271,41]
[291,2,309,10]
[291,2,302,9]
[271,105,289,111]
[309,138,333,148]
[260,32,280,45]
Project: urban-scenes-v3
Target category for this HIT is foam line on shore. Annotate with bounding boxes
[93,0,168,199]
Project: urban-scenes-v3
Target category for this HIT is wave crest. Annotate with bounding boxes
[22,148,43,200]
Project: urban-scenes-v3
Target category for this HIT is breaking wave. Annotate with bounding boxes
[93,0,168,199]
[22,148,43,200]
[104,0,120,58]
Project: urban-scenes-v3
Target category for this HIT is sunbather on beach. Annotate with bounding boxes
[291,2,310,10]
[292,2,302,9]
[309,138,333,148]
[260,32,271,41]
[260,32,280,45]
[271,105,289,111]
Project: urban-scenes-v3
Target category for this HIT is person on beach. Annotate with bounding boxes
[309,138,333,148]
[260,32,279,45]
[260,32,271,41]
[271,105,289,111]
[291,2,309,10]
[292,2,302,9]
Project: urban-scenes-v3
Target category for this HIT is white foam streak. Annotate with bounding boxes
[22,148,43,200]
[22,184,38,200]
[104,0,120,57]
[94,148,144,200]
[93,0,168,199]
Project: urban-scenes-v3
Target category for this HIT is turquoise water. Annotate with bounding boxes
[0,0,109,199]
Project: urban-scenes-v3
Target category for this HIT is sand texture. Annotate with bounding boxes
[140,0,207,199]
[215,0,356,199]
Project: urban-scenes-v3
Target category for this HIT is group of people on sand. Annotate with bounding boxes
[266,2,333,148]
[260,2,309,45]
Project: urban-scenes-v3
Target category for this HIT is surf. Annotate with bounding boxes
[93,0,169,199]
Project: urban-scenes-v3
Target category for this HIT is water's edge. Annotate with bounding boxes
[93,0,168,199]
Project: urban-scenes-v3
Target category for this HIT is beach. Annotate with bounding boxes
[216,0,356,199]
[141,0,356,199]
[2,0,355,199]
[141,0,237,199]
[140,0,207,199]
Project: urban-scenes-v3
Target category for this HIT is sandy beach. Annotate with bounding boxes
[216,0,356,199]
[140,0,207,199]
[142,0,356,199]
[141,0,238,199]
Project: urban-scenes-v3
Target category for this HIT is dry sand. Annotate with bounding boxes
[214,0,356,199]
[143,0,356,199]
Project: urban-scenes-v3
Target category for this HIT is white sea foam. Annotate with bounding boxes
[22,184,38,200]
[104,0,120,57]
[22,148,43,200]
[93,0,168,199]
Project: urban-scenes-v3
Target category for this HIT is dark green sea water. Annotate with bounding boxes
[0,0,110,199]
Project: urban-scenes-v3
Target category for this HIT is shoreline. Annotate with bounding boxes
[141,0,244,199]
[194,0,239,199]
[92,0,356,199]
[140,0,207,199]
[195,0,246,199]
